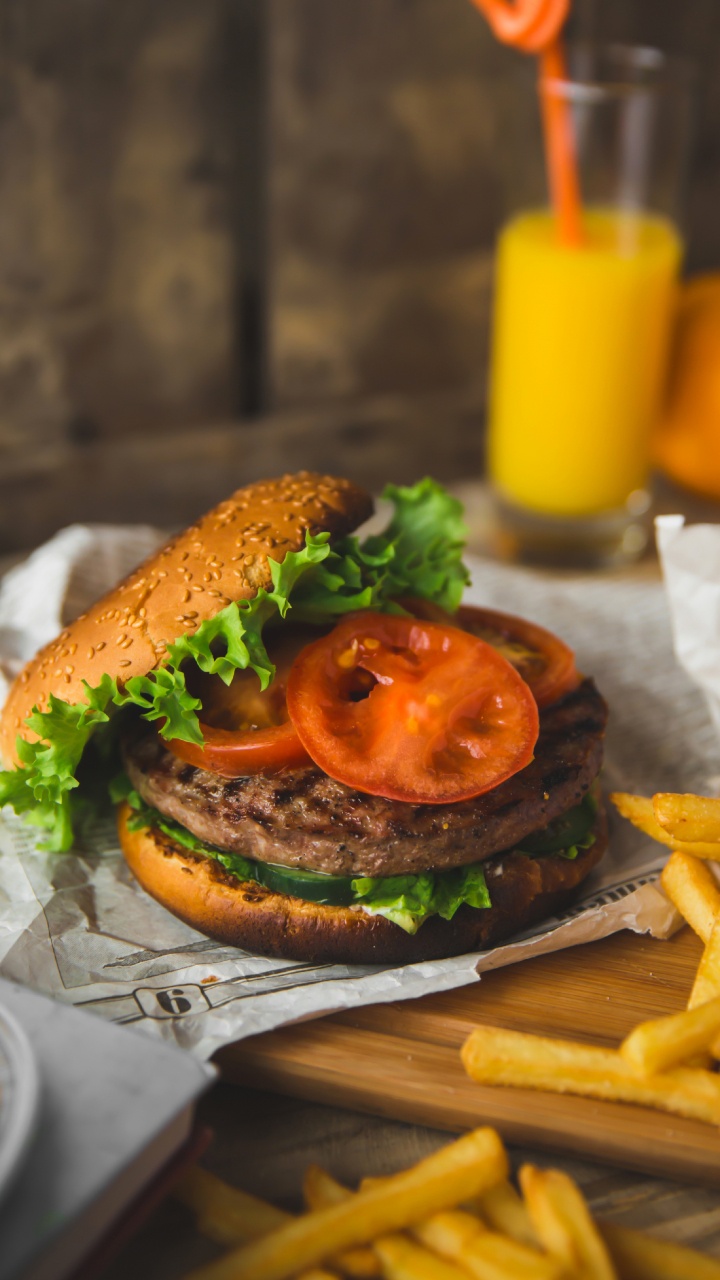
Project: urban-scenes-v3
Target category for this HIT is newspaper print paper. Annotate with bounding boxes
[0,524,714,1060]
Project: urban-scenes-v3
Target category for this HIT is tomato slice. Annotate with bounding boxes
[167,625,313,776]
[167,721,311,775]
[286,612,539,805]
[456,605,580,709]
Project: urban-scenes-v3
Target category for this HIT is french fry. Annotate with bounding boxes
[654,793,720,845]
[302,1166,382,1275]
[415,1210,563,1280]
[304,1164,350,1211]
[620,996,720,1075]
[519,1165,616,1280]
[600,1221,720,1280]
[447,1233,563,1280]
[183,1127,509,1280]
[373,1235,473,1280]
[688,915,720,1060]
[174,1167,289,1244]
[611,793,720,859]
[412,1209,485,1255]
[473,1180,537,1249]
[461,1024,720,1126]
[178,1165,378,1278]
[660,851,720,944]
[690,916,720,1009]
[658,851,720,1062]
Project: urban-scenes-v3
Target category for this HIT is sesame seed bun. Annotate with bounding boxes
[116,801,607,965]
[0,472,372,766]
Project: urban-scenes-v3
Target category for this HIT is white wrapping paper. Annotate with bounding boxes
[0,525,712,1060]
[657,514,720,757]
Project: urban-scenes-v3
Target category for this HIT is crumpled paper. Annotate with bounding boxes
[657,514,720,758]
[0,524,712,1060]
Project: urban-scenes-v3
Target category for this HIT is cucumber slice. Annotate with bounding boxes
[254,861,356,906]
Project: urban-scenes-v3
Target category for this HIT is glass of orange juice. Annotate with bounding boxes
[487,47,693,568]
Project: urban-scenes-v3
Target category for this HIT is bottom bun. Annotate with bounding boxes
[117,801,607,965]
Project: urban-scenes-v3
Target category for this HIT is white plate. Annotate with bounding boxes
[0,1003,39,1203]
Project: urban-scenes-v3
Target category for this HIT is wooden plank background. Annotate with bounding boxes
[0,0,719,548]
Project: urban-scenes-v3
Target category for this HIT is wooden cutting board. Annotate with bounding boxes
[216,926,720,1185]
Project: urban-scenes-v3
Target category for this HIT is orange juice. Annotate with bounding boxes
[488,208,682,517]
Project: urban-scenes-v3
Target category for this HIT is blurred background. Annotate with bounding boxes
[0,0,718,550]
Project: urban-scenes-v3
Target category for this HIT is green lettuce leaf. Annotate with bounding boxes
[114,776,257,878]
[0,479,470,853]
[377,477,469,612]
[0,677,118,850]
[291,478,469,622]
[115,530,334,749]
[351,864,491,934]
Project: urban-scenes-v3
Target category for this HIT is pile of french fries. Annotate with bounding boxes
[175,1125,720,1279]
[462,791,720,1126]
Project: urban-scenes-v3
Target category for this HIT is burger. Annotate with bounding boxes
[0,472,607,964]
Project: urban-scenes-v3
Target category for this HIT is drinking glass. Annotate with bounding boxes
[487,46,694,568]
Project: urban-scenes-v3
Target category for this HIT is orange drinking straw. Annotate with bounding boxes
[468,0,582,245]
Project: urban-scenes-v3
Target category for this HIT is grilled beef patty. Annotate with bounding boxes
[122,677,607,878]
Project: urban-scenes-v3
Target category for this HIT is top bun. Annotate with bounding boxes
[0,472,372,766]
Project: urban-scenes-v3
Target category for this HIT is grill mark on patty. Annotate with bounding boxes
[122,677,607,878]
[539,765,575,791]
